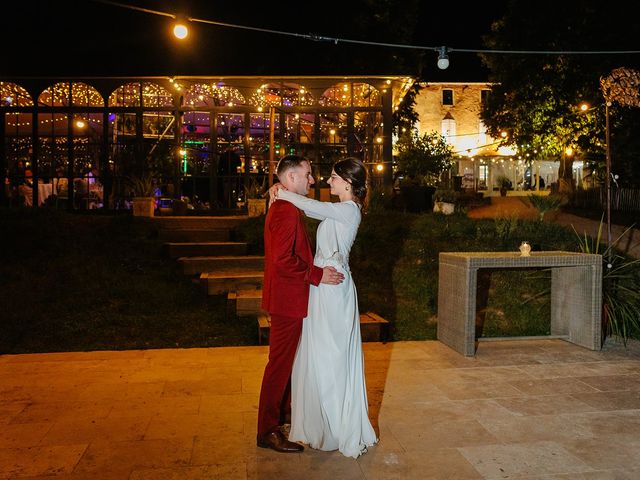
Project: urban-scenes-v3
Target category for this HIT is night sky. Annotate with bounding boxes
[2,0,506,81]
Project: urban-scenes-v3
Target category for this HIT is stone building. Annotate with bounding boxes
[414,82,560,193]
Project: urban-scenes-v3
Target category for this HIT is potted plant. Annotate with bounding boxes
[244,177,267,217]
[395,130,454,212]
[432,188,457,215]
[127,174,156,217]
[496,175,512,196]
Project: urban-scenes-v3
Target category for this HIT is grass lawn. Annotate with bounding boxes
[1,206,598,354]
[0,208,255,354]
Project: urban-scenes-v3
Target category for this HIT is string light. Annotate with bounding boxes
[93,0,640,71]
[173,20,188,39]
[437,47,449,70]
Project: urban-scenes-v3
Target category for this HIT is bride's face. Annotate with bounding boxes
[327,170,351,196]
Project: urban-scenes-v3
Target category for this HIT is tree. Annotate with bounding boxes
[479,0,640,190]
[393,82,422,136]
[395,130,454,186]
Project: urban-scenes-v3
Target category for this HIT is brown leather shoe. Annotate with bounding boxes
[257,427,304,453]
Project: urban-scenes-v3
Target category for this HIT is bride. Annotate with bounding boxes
[270,157,378,459]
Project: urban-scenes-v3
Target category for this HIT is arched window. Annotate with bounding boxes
[319,82,380,107]
[38,82,103,107]
[248,82,313,107]
[441,113,456,138]
[108,82,174,108]
[184,83,246,107]
[478,121,487,146]
[0,82,33,107]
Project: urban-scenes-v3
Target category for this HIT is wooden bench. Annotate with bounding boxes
[258,311,389,345]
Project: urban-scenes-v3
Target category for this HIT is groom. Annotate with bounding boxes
[257,155,344,453]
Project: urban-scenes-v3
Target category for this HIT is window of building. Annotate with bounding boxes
[480,89,490,104]
[478,164,489,189]
[441,114,456,138]
[478,121,487,146]
[442,89,453,105]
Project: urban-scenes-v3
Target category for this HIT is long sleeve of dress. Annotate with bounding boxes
[277,189,359,225]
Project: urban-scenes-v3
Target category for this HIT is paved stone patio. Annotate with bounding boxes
[2,338,640,479]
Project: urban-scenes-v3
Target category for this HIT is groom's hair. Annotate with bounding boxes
[276,155,308,177]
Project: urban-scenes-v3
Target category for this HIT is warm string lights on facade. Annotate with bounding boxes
[2,77,393,173]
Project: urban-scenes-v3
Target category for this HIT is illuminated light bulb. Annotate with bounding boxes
[500,131,508,138]
[376,137,383,144]
[198,95,204,101]
[75,120,86,128]
[330,129,336,135]
[173,22,189,40]
[580,103,589,111]
[179,149,187,156]
[376,163,384,172]
[386,79,391,85]
[437,46,449,69]
[257,106,263,112]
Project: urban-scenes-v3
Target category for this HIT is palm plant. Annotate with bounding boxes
[126,173,156,197]
[573,217,640,346]
[522,193,563,221]
[244,177,267,199]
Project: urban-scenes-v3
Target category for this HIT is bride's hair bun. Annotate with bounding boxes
[333,157,368,206]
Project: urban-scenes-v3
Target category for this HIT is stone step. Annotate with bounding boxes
[257,311,390,345]
[159,228,231,242]
[151,215,248,230]
[163,242,248,258]
[228,289,264,317]
[200,270,264,295]
[180,256,265,276]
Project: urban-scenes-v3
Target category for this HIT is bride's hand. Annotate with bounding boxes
[268,182,283,206]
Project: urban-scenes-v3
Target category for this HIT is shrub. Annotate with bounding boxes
[522,193,563,221]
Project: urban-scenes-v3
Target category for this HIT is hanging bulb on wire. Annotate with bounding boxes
[437,46,449,69]
[173,17,189,39]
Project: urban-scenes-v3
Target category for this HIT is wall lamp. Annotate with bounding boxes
[436,46,449,70]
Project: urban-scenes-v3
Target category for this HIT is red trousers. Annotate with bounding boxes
[257,314,303,439]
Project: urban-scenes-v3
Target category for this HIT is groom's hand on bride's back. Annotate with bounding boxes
[320,266,344,285]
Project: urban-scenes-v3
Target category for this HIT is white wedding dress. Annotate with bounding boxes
[277,189,378,459]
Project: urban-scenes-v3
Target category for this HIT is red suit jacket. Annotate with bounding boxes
[261,200,323,317]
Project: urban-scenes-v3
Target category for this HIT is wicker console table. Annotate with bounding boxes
[437,251,603,356]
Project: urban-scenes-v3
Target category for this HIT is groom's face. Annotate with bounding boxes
[287,161,315,195]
